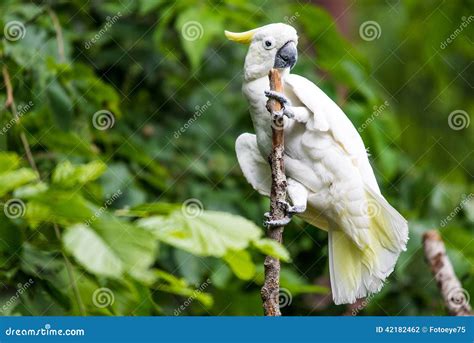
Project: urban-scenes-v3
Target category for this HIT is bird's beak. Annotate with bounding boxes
[224,29,257,44]
[274,41,298,69]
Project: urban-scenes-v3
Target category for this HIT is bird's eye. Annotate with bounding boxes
[263,38,275,50]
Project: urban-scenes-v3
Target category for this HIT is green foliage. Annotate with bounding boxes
[0,0,472,316]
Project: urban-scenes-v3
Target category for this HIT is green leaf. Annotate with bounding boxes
[138,210,262,257]
[253,238,291,262]
[115,202,180,217]
[63,215,157,282]
[153,269,213,308]
[92,215,157,278]
[175,7,223,71]
[39,130,97,157]
[25,190,94,227]
[47,80,74,130]
[52,160,107,188]
[0,152,20,172]
[223,250,255,280]
[63,224,124,278]
[138,0,167,15]
[0,168,37,196]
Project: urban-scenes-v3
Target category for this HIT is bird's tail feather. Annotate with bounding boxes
[328,188,408,305]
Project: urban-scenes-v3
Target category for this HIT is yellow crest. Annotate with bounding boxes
[224,29,257,44]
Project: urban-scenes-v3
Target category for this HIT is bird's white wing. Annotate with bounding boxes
[285,74,380,194]
[235,133,271,197]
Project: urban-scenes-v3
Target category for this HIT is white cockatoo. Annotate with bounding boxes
[225,23,408,305]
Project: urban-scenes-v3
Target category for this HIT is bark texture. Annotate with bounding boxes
[261,69,287,316]
[423,230,472,316]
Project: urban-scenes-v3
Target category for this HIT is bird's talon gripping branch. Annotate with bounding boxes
[265,91,295,119]
[264,90,291,106]
[264,216,292,228]
[277,199,305,215]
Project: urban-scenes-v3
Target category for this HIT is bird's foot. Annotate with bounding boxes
[264,90,292,106]
[264,91,295,119]
[263,200,305,228]
[277,200,306,215]
[264,215,292,228]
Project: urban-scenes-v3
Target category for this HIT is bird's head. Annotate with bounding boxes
[225,23,298,81]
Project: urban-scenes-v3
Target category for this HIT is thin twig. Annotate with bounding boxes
[2,65,14,108]
[261,69,287,316]
[48,8,65,62]
[2,65,39,174]
[423,230,472,316]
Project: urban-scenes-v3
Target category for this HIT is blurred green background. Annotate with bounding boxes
[0,0,472,316]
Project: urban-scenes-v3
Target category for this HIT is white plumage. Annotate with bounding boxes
[228,23,408,305]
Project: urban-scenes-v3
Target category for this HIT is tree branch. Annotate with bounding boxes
[261,69,287,316]
[423,230,472,316]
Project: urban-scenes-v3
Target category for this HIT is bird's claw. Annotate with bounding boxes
[273,108,295,119]
[264,90,292,107]
[264,216,292,228]
[263,201,306,228]
[277,200,306,215]
[265,91,294,119]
